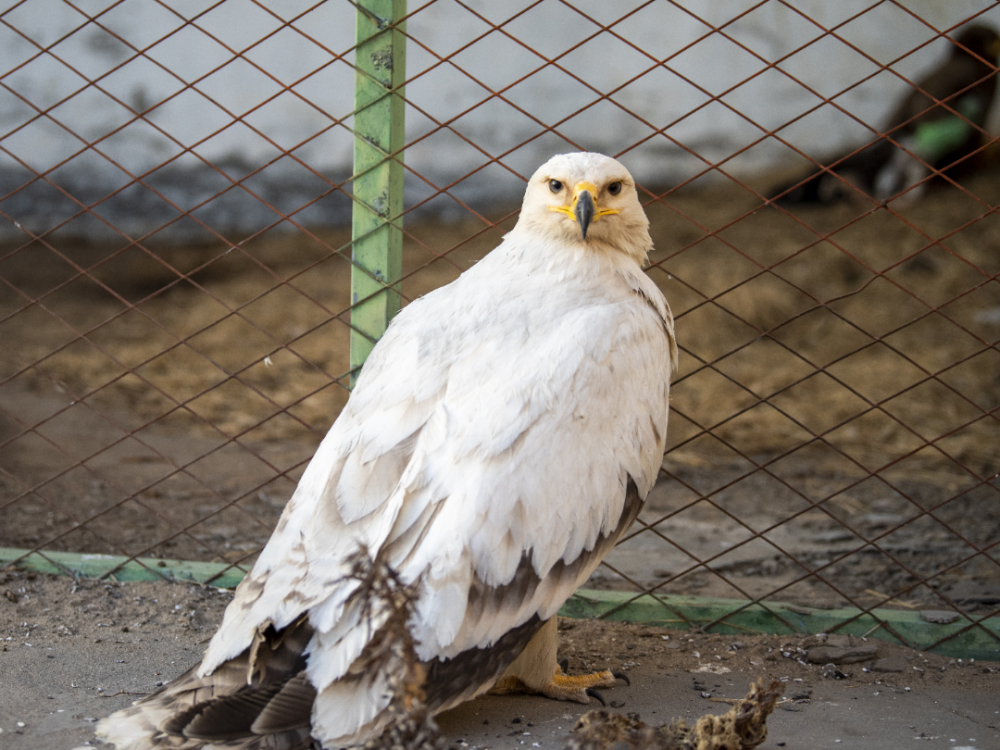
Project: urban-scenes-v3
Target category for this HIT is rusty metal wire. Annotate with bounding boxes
[1,0,998,654]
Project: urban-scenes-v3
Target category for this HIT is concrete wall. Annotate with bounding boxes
[1,0,997,239]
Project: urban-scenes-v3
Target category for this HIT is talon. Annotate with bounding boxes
[585,688,606,706]
[559,658,569,673]
[612,671,630,686]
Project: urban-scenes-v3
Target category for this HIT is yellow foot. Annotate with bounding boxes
[490,667,629,705]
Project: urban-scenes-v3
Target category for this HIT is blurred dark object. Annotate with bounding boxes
[772,24,1000,205]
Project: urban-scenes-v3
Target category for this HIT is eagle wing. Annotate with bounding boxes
[103,237,675,749]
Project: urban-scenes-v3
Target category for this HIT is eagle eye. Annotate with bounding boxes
[607,181,622,196]
[548,179,563,194]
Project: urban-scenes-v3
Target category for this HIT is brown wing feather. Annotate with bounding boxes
[420,478,644,711]
[251,674,319,734]
[169,687,290,740]
[106,619,315,748]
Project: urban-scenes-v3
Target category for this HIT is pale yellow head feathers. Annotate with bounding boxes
[515,152,653,264]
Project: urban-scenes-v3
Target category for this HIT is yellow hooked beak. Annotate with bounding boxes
[548,181,621,239]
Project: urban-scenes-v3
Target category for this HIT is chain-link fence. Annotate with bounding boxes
[2,0,998,656]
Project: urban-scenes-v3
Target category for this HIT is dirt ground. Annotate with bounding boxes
[1,170,999,619]
[1,570,998,750]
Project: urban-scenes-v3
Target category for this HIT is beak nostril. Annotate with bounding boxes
[574,190,595,239]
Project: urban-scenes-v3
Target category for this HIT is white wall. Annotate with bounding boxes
[1,0,997,238]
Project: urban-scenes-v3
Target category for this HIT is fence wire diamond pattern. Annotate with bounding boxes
[1,0,998,655]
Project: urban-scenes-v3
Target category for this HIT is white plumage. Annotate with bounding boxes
[98,152,678,750]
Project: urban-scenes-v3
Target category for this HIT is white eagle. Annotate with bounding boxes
[98,152,678,749]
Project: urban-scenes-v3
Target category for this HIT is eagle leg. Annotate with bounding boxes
[489,668,624,704]
[487,618,628,704]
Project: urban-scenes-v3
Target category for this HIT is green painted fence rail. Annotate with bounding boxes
[3,547,997,661]
[0,547,249,589]
[349,0,407,386]
[561,589,1000,662]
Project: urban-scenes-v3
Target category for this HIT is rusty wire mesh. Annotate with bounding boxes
[1,0,998,655]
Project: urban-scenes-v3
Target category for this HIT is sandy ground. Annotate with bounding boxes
[1,571,998,750]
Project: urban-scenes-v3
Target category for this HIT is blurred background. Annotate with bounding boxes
[5,1,1000,237]
[1,1,998,647]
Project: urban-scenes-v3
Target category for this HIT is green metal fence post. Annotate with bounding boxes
[350,0,407,386]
